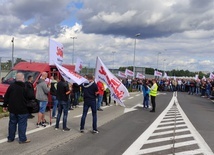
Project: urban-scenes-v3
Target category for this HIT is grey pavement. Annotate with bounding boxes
[0,93,134,155]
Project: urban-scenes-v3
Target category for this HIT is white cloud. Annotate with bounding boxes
[0,0,214,73]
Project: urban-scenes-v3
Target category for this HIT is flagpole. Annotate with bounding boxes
[94,57,98,79]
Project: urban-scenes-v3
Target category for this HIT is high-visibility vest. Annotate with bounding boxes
[149,83,158,96]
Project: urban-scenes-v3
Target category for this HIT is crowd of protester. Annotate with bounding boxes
[122,77,214,99]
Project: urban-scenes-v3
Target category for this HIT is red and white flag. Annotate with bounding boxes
[49,39,63,65]
[75,57,83,73]
[154,70,162,77]
[136,72,145,79]
[163,72,169,79]
[95,57,129,107]
[55,62,87,85]
[209,72,214,79]
[118,71,127,79]
[125,69,134,77]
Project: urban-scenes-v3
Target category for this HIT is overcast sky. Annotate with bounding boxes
[0,0,214,72]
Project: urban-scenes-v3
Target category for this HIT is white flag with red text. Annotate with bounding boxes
[49,39,63,65]
[209,72,214,79]
[125,69,134,77]
[75,57,83,73]
[163,72,169,79]
[95,57,129,107]
[136,72,145,79]
[55,62,87,85]
[154,70,162,77]
[118,71,127,79]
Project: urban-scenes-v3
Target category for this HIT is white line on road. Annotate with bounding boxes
[151,128,189,136]
[123,92,214,155]
[138,140,197,154]
[145,134,193,144]
[156,124,187,130]
[123,93,176,155]
[128,97,133,99]
[175,97,214,154]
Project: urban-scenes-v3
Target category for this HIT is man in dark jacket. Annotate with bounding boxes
[3,72,30,144]
[55,78,70,131]
[25,75,35,119]
[80,74,99,133]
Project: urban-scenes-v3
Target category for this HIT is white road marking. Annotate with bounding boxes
[171,149,204,155]
[124,103,142,113]
[145,134,193,144]
[123,93,176,155]
[138,140,197,154]
[0,104,114,144]
[157,124,187,130]
[151,128,189,136]
[128,97,133,99]
[0,121,62,144]
[123,92,214,155]
[175,96,214,154]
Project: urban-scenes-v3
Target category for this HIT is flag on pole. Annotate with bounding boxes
[55,62,87,85]
[118,71,127,79]
[75,57,83,73]
[154,70,162,77]
[209,72,214,79]
[49,39,63,65]
[136,72,145,79]
[95,57,129,107]
[125,69,134,77]
[163,72,168,79]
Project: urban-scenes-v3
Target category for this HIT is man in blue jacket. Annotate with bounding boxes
[80,74,99,133]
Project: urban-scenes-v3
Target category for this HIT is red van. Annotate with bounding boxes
[0,61,75,105]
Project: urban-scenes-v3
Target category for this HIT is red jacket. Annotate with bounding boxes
[97,81,104,96]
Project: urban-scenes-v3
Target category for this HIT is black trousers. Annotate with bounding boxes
[150,96,156,111]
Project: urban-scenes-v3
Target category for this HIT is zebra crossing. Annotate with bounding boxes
[123,92,213,155]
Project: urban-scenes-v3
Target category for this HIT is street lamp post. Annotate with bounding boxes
[11,37,14,69]
[71,37,77,64]
[157,52,161,70]
[163,59,166,73]
[133,33,140,78]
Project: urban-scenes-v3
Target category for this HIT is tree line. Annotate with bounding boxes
[0,58,209,79]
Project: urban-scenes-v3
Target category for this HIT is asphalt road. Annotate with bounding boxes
[0,91,213,155]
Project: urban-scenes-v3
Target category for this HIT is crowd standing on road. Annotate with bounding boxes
[4,70,214,144]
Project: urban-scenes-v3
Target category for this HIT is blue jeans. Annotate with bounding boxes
[143,95,149,108]
[189,87,194,95]
[52,96,58,117]
[73,92,80,106]
[80,100,97,131]
[8,113,29,142]
[39,101,48,114]
[55,100,69,129]
[97,95,103,109]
